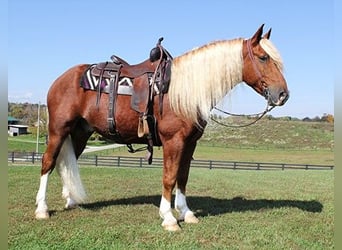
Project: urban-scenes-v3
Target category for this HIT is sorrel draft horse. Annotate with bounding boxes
[35,24,289,231]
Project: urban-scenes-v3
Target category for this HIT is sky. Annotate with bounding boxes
[7,0,334,119]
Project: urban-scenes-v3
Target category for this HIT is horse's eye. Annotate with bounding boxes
[259,55,269,62]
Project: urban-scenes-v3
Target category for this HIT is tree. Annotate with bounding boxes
[321,113,334,123]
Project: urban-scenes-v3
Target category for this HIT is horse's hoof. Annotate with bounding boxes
[35,211,50,219]
[65,203,78,210]
[184,213,199,224]
[163,223,181,232]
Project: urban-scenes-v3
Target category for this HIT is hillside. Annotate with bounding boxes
[199,117,334,151]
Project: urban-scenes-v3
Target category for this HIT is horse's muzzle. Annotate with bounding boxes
[266,88,289,106]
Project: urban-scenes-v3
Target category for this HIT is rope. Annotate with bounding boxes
[210,101,275,128]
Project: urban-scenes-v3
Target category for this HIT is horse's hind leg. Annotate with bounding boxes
[35,127,68,219]
[35,171,50,219]
[175,141,199,224]
[35,113,89,218]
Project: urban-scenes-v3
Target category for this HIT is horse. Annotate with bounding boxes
[34,24,289,231]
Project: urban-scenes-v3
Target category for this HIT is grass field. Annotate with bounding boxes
[8,165,334,249]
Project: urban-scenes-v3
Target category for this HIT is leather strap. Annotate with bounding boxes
[107,69,121,135]
[96,62,108,107]
[246,39,262,80]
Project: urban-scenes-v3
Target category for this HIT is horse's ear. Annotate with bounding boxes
[250,24,264,45]
[263,28,272,39]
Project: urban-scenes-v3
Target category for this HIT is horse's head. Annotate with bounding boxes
[242,24,289,106]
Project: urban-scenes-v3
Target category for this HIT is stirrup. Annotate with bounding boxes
[138,115,150,138]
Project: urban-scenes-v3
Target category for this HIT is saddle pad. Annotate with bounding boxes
[80,64,133,95]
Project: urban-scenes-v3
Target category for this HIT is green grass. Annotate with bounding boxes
[8,134,46,153]
[201,118,334,150]
[193,146,334,165]
[8,166,334,249]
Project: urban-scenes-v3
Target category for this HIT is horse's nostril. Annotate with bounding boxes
[279,91,289,103]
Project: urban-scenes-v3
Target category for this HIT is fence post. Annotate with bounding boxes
[209,160,212,170]
[12,152,14,163]
[257,163,260,170]
[32,152,35,164]
[233,162,236,170]
[95,155,98,167]
[282,164,285,170]
[118,156,121,167]
[140,157,143,168]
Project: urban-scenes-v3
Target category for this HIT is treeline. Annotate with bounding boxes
[301,114,334,123]
[8,102,48,126]
[265,114,333,123]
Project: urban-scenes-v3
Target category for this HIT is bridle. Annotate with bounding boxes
[246,39,270,100]
[209,39,274,128]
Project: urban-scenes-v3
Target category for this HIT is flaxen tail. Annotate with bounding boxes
[55,135,87,203]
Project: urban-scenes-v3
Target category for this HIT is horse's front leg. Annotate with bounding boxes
[175,141,199,224]
[159,139,183,231]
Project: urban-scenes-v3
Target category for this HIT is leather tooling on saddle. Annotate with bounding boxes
[79,37,173,164]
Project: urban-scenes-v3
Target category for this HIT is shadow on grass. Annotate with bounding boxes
[80,195,323,216]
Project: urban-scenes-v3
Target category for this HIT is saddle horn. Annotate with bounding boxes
[150,37,164,62]
[157,37,164,45]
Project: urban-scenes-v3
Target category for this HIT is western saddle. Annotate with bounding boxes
[89,37,173,163]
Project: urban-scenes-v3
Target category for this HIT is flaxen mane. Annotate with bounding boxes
[169,39,244,124]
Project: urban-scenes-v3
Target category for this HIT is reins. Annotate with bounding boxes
[210,101,275,128]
